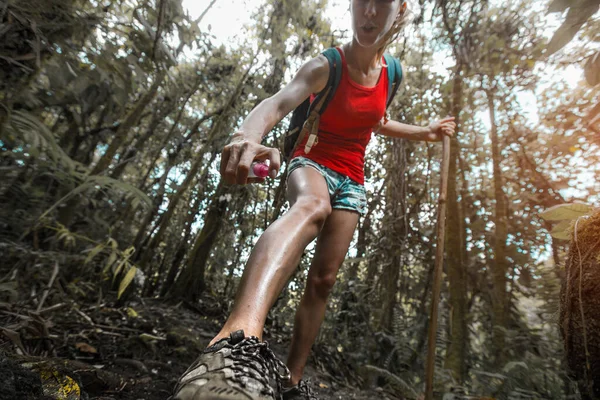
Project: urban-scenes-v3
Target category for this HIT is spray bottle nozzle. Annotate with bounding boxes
[248,161,269,178]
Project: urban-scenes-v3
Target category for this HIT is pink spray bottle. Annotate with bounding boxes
[247,160,270,179]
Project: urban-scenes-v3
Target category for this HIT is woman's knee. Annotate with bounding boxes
[307,272,337,299]
[292,195,332,226]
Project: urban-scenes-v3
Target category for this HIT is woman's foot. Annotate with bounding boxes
[172,330,290,400]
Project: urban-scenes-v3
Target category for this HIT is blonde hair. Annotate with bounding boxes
[376,0,417,61]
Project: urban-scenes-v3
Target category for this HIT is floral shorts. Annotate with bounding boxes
[287,156,367,215]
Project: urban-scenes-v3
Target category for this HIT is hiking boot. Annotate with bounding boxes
[172,330,290,400]
[281,380,318,400]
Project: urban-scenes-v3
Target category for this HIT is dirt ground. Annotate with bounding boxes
[0,296,403,400]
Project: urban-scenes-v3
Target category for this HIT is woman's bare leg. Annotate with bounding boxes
[210,167,332,344]
[285,209,360,385]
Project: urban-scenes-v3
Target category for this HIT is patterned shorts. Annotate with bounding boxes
[287,156,367,215]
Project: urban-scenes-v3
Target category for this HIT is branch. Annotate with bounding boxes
[36,262,59,312]
[441,2,457,53]
[152,0,166,61]
[197,0,218,25]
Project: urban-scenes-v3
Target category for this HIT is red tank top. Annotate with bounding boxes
[292,47,388,185]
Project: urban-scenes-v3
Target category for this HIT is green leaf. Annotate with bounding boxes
[103,252,117,274]
[83,244,104,265]
[539,203,593,221]
[550,220,573,240]
[122,246,135,257]
[108,238,118,250]
[127,307,139,318]
[118,267,137,299]
[113,259,128,281]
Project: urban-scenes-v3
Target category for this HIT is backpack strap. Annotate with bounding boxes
[302,47,343,154]
[309,48,343,115]
[383,53,403,109]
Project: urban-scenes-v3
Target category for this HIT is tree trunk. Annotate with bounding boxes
[379,140,407,333]
[348,216,369,283]
[160,191,203,297]
[132,157,176,255]
[379,254,401,333]
[174,182,230,300]
[488,90,509,363]
[223,195,258,296]
[135,61,252,271]
[444,68,468,382]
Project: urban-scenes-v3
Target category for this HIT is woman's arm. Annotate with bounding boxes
[375,116,456,142]
[221,56,330,184]
[233,56,330,143]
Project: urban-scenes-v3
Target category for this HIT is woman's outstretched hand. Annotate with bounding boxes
[426,116,456,141]
[220,133,281,185]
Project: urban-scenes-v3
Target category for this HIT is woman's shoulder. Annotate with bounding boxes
[295,53,331,94]
[303,53,330,77]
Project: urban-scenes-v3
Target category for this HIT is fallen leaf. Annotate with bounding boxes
[75,342,97,354]
[127,307,139,318]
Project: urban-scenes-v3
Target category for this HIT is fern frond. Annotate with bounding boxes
[5,110,76,172]
[37,174,151,222]
[85,175,152,207]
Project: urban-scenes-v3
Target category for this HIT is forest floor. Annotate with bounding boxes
[0,294,404,400]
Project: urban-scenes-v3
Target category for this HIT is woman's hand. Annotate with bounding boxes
[220,133,281,185]
[426,116,456,141]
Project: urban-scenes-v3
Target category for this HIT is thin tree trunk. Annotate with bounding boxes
[379,140,407,333]
[347,177,387,282]
[137,83,201,188]
[160,191,203,297]
[132,157,176,255]
[444,67,468,382]
[174,182,230,300]
[409,254,436,369]
[91,70,165,175]
[347,217,369,282]
[379,255,401,333]
[222,194,258,296]
[109,107,165,181]
[488,90,509,363]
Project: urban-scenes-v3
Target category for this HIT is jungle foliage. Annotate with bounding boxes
[0,0,599,398]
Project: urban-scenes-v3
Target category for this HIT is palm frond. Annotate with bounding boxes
[37,174,151,222]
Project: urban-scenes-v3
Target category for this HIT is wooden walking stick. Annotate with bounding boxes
[424,134,451,400]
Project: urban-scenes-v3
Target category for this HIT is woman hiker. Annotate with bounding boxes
[172,1,456,399]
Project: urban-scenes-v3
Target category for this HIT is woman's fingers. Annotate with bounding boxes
[222,144,241,184]
[440,119,456,137]
[267,147,281,179]
[237,147,256,184]
[220,145,231,178]
[220,139,281,185]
